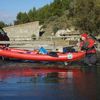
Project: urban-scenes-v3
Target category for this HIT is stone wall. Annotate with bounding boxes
[3,21,39,40]
[55,29,80,37]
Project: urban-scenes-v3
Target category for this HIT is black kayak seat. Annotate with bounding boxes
[48,52,58,57]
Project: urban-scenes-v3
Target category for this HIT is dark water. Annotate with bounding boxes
[0,62,100,100]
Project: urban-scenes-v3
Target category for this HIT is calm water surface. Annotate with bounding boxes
[0,62,100,100]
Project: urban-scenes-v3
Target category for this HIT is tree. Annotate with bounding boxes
[14,12,29,24]
[14,0,71,24]
[28,8,37,22]
[0,21,7,28]
[69,0,100,35]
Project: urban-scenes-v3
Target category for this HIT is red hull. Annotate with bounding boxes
[0,48,85,62]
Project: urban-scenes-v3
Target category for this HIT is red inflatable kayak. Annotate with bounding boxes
[0,48,85,62]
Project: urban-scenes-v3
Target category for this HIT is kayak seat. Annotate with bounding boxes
[48,52,58,57]
[63,47,76,53]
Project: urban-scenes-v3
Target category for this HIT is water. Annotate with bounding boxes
[0,62,100,100]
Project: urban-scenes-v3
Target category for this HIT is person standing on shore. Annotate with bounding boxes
[78,33,97,66]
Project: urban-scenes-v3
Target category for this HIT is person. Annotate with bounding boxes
[78,33,97,66]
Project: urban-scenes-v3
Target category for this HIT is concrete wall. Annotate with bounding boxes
[3,21,39,40]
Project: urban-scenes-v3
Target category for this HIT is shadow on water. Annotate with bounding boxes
[0,61,100,100]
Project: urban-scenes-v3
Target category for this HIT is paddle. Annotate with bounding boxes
[89,34,100,43]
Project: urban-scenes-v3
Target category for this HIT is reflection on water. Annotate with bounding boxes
[0,65,100,100]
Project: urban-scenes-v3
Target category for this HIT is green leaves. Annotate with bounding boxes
[13,0,99,35]
[14,12,29,25]
[14,0,71,25]
[69,0,100,35]
[0,21,8,28]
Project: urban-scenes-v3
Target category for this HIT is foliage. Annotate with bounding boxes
[28,8,37,22]
[14,12,29,25]
[13,0,100,35]
[68,0,100,35]
[53,25,59,35]
[14,0,71,24]
[0,21,7,28]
